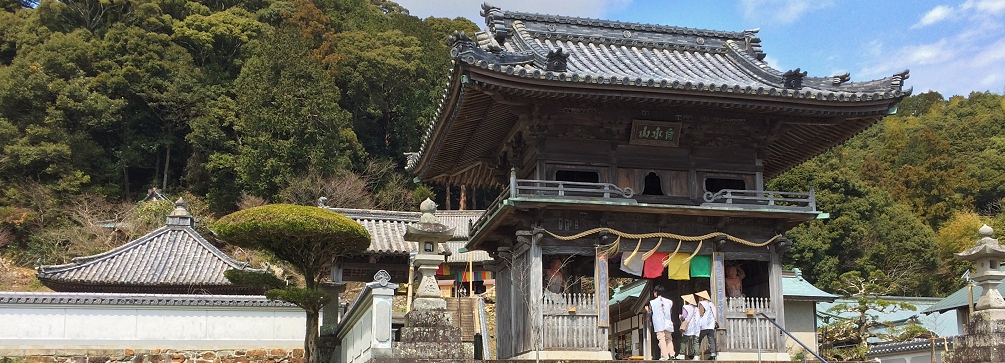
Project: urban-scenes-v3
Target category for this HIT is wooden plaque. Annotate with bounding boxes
[629,120,682,147]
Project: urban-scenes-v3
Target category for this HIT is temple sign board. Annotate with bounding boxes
[630,120,683,147]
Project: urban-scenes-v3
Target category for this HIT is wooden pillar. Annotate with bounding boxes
[460,185,467,210]
[445,184,452,210]
[529,231,543,353]
[496,247,513,358]
[769,245,787,353]
[596,249,610,351]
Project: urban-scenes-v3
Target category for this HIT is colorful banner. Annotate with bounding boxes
[689,255,711,278]
[455,270,493,282]
[667,253,691,280]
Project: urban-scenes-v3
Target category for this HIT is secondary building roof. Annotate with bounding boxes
[922,282,1003,314]
[0,291,295,307]
[406,4,910,187]
[782,268,838,302]
[326,207,490,262]
[36,199,263,295]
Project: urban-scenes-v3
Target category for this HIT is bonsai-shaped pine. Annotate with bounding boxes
[820,270,920,361]
[213,204,370,363]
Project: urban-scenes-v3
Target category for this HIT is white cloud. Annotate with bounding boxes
[962,0,1005,15]
[738,0,834,24]
[390,0,633,29]
[761,55,785,71]
[912,5,954,28]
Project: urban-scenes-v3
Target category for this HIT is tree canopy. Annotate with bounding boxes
[213,204,369,363]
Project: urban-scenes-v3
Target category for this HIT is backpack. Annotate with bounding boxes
[679,306,693,331]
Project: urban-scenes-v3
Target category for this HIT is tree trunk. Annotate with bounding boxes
[459,185,467,210]
[162,144,171,191]
[305,309,320,363]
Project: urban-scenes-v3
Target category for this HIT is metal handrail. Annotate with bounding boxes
[757,312,829,363]
[703,188,816,211]
[514,179,634,199]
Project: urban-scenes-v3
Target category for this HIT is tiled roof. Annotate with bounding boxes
[406,4,910,186]
[922,281,1005,314]
[460,4,909,101]
[609,280,646,306]
[867,336,955,356]
[782,268,837,302]
[327,207,490,262]
[0,291,295,307]
[37,200,262,293]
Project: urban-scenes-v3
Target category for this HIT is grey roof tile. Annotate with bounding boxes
[37,225,258,289]
[0,291,294,307]
[327,208,490,262]
[450,4,910,100]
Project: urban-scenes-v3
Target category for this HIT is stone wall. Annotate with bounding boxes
[0,348,305,363]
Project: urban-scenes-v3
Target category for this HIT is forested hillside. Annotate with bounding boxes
[771,91,1005,296]
[1,0,1004,297]
[0,0,476,273]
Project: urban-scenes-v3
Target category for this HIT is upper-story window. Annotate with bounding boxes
[556,170,600,183]
[642,172,663,195]
[705,177,745,193]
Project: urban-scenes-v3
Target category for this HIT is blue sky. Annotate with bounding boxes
[392,0,1005,97]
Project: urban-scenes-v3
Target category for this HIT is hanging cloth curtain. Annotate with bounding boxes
[643,252,669,278]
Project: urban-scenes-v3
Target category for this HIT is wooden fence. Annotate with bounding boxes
[541,292,607,350]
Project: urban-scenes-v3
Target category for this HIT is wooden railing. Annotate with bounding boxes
[724,314,779,351]
[702,188,816,211]
[541,292,607,350]
[725,296,772,314]
[513,179,634,199]
[470,169,816,238]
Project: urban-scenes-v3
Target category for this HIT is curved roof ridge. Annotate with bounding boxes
[39,226,172,273]
[483,3,747,41]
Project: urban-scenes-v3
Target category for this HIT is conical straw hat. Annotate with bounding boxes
[681,294,696,305]
[695,290,711,301]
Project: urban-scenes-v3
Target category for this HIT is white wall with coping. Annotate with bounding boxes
[337,281,397,363]
[0,292,306,350]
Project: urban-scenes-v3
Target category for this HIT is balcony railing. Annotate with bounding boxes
[469,169,817,238]
[702,188,816,211]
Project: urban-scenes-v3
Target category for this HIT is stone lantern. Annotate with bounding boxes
[956,224,1005,311]
[390,198,470,360]
[403,198,455,310]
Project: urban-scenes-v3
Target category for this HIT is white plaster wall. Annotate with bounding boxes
[783,301,819,354]
[0,304,305,349]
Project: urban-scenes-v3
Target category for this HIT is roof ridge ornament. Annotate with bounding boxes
[481,3,509,45]
[742,28,766,61]
[166,197,193,227]
[782,68,807,89]
[890,69,910,89]
[831,72,850,85]
[545,48,569,72]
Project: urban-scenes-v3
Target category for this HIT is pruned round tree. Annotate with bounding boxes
[214,204,370,363]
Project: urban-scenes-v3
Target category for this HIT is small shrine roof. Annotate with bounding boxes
[325,207,490,262]
[36,200,262,294]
